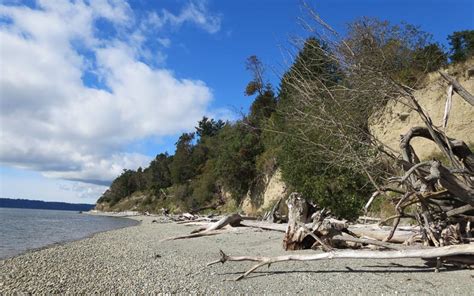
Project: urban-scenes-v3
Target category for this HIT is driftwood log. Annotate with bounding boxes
[208,244,474,281]
[161,213,242,241]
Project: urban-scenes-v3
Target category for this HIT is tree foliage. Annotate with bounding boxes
[448,30,474,63]
[145,153,172,191]
[343,18,447,88]
[269,37,371,219]
[244,55,265,96]
[169,133,196,184]
[196,116,225,139]
[97,169,139,206]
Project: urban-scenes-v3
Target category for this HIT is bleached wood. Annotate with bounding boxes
[438,71,474,106]
[208,244,474,281]
[161,214,242,241]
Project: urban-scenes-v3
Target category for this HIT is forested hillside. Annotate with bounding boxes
[96,20,474,220]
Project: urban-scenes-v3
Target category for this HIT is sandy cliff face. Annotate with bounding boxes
[370,59,474,160]
[241,169,287,215]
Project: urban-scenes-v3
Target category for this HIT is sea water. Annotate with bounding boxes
[0,207,138,259]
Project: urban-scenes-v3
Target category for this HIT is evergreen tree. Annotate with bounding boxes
[272,37,370,219]
[169,133,196,184]
[196,116,225,139]
[448,30,474,63]
[145,153,172,190]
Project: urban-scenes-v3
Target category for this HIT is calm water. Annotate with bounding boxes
[0,208,138,259]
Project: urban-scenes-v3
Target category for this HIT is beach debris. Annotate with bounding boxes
[262,197,287,223]
[182,213,195,220]
[160,208,169,216]
[438,71,474,106]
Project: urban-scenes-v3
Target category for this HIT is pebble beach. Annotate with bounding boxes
[1,215,473,294]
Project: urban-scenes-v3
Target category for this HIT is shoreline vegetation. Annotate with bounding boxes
[95,25,474,222]
[1,213,472,294]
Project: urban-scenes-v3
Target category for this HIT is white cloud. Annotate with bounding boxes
[58,181,109,201]
[164,0,221,34]
[0,168,107,203]
[146,0,221,34]
[0,0,223,198]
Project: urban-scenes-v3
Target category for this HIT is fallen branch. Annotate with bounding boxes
[161,229,230,241]
[357,216,382,224]
[264,198,284,223]
[446,204,474,217]
[400,126,474,173]
[350,228,416,244]
[208,244,474,281]
[240,220,287,232]
[176,217,215,224]
[438,71,474,106]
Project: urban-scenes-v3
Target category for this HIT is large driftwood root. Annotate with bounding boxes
[376,120,474,247]
[282,192,373,250]
[208,244,474,281]
[283,192,333,250]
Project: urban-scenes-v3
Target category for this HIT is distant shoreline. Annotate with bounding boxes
[0,198,95,212]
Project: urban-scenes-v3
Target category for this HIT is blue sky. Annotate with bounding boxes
[0,0,473,204]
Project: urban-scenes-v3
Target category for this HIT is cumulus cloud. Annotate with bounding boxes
[0,0,222,196]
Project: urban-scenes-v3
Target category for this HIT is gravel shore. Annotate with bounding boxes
[1,215,473,294]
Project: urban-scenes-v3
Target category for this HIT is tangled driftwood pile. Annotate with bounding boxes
[162,202,473,280]
[161,73,473,280]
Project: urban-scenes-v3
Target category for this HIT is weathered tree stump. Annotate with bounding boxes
[283,192,312,250]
